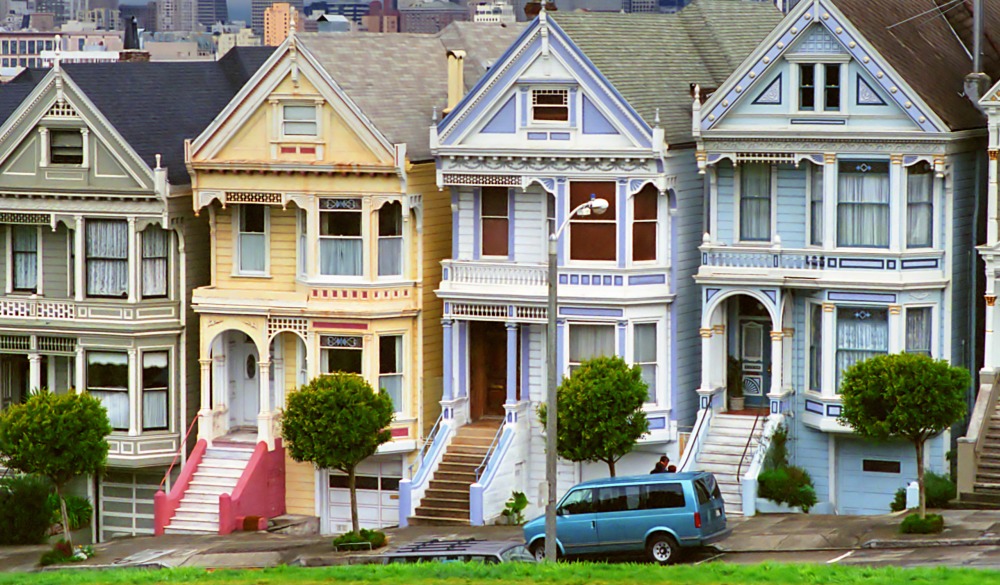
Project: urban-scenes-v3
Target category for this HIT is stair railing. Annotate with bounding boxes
[678,399,716,471]
[958,370,1000,496]
[159,414,200,490]
[409,412,444,479]
[736,412,763,484]
[475,423,506,482]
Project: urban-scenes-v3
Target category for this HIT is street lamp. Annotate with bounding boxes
[544,195,609,561]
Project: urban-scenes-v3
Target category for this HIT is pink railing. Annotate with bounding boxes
[218,439,286,535]
[153,438,207,535]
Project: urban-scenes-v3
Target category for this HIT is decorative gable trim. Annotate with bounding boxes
[752,75,782,105]
[856,74,886,106]
[699,0,945,133]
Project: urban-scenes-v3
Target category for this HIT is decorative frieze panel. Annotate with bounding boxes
[449,303,509,320]
[0,335,30,351]
[44,100,79,118]
[0,213,51,225]
[440,174,522,187]
[319,335,363,348]
[442,156,656,174]
[268,316,309,340]
[0,298,178,323]
[319,198,362,210]
[38,336,76,353]
[224,191,283,205]
[309,287,412,301]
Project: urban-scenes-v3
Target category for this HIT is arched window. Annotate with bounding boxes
[378,201,403,277]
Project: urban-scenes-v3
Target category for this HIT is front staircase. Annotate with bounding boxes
[409,417,503,526]
[688,414,763,515]
[163,443,255,534]
[970,400,1000,505]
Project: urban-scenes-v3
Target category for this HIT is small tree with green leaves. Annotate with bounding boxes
[0,390,111,546]
[838,353,968,519]
[539,355,649,477]
[281,373,394,536]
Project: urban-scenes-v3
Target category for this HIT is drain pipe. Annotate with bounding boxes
[965,0,990,112]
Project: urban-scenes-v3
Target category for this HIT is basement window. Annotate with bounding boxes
[50,129,83,165]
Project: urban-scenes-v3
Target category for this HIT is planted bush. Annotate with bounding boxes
[47,494,93,531]
[758,466,818,513]
[900,512,944,534]
[889,472,956,512]
[333,528,387,550]
[0,474,53,545]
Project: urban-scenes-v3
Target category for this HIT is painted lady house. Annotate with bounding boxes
[688,0,997,515]
[155,25,520,535]
[0,49,272,540]
[406,2,782,526]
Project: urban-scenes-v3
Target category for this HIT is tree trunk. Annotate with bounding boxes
[56,484,72,547]
[915,439,926,519]
[607,459,616,477]
[348,466,360,536]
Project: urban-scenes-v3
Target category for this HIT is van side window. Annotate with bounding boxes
[596,485,642,512]
[559,488,596,515]
[643,483,686,509]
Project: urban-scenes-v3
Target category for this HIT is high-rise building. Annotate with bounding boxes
[34,0,70,25]
[196,0,227,25]
[252,0,302,35]
[263,2,303,45]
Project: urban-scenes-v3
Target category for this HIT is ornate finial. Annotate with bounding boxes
[655,107,660,126]
[155,154,161,169]
[432,106,438,123]
[53,34,62,72]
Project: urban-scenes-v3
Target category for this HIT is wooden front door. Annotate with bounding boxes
[469,321,509,421]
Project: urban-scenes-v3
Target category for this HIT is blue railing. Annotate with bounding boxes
[409,412,444,480]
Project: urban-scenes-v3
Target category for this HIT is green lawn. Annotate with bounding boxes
[1,563,997,585]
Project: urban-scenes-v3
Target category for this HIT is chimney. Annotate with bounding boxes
[444,49,465,114]
[965,0,991,111]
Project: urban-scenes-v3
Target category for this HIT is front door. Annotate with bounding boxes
[739,320,770,409]
[469,322,509,421]
[228,334,260,429]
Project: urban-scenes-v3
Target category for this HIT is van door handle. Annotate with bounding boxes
[591,520,596,529]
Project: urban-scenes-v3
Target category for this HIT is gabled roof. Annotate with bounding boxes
[829,0,1000,132]
[298,23,522,162]
[553,0,783,145]
[60,46,274,185]
[0,68,47,123]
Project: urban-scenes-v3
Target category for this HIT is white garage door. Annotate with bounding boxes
[99,471,161,542]
[836,438,915,515]
[326,458,401,535]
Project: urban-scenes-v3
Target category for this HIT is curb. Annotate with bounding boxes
[862,537,1000,549]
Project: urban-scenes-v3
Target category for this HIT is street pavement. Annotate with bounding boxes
[2,509,1000,572]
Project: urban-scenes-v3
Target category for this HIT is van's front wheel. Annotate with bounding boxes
[530,540,556,562]
[646,533,679,565]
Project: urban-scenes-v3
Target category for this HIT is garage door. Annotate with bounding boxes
[99,471,161,542]
[836,438,915,515]
[326,458,401,535]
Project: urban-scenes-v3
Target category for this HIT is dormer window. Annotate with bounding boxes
[799,65,815,110]
[281,104,318,137]
[531,89,569,123]
[50,129,83,165]
[797,63,843,113]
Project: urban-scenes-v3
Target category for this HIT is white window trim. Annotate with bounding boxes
[903,304,936,358]
[630,321,661,406]
[233,204,270,278]
[296,208,308,279]
[627,188,663,267]
[320,343,365,378]
[318,200,365,281]
[806,163,824,248]
[139,347,172,433]
[902,163,936,251]
[6,225,42,295]
[140,227,170,300]
[733,163,777,244]
[566,321,617,377]
[833,304,890,394]
[478,188,509,260]
[787,54,850,115]
[278,102,321,140]
[377,332,407,417]
[805,301,823,395]
[833,157,892,251]
[376,202,406,281]
[529,87,571,126]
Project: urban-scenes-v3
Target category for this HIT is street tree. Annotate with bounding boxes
[539,355,649,477]
[281,373,394,535]
[0,390,111,545]
[838,352,968,518]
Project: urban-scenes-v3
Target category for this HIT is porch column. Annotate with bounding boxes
[75,345,85,393]
[505,322,518,405]
[699,328,713,393]
[199,358,212,411]
[28,353,41,393]
[258,360,274,448]
[127,217,137,303]
[889,156,903,253]
[822,154,837,250]
[74,216,85,302]
[888,305,903,353]
[986,273,997,369]
[821,303,836,395]
[441,319,454,405]
[769,331,783,395]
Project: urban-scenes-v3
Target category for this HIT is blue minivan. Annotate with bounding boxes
[522,471,730,564]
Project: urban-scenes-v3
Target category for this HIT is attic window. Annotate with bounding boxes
[50,129,83,165]
[282,104,318,137]
[531,89,569,123]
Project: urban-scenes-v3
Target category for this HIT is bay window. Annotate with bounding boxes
[319,199,362,276]
[378,202,403,277]
[141,226,168,298]
[379,335,403,413]
[810,164,823,246]
[321,335,362,374]
[739,163,771,242]
[837,161,889,248]
[237,205,267,274]
[569,323,614,375]
[87,351,128,431]
[480,187,509,257]
[633,323,657,403]
[809,304,822,391]
[907,163,933,248]
[11,226,38,292]
[835,307,888,391]
[905,307,932,356]
[142,351,168,431]
[632,185,657,262]
[569,182,616,261]
[86,219,128,297]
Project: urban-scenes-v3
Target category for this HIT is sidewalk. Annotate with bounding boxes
[2,510,999,572]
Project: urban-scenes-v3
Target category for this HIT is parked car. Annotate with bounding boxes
[380,539,535,564]
[523,471,730,564]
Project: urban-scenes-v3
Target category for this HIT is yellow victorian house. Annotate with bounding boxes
[153,31,459,536]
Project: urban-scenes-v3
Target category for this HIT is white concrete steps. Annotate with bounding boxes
[163,444,254,535]
[690,414,764,516]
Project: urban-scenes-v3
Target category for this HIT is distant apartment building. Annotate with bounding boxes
[398,0,466,34]
[304,0,369,26]
[217,27,261,56]
[263,2,305,46]
[0,31,123,73]
[196,0,227,25]
[623,0,655,12]
[361,0,398,32]
[252,0,303,35]
[472,0,514,24]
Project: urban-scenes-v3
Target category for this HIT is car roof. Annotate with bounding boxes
[570,472,710,489]
[383,539,523,557]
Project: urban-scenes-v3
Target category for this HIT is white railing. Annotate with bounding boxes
[443,260,548,287]
[678,399,717,472]
[739,415,782,517]
[0,297,178,322]
[700,244,945,272]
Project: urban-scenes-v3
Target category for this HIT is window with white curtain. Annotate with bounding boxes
[319,199,363,276]
[739,163,771,242]
[837,161,889,248]
[86,219,128,298]
[87,351,128,431]
[379,335,403,414]
[809,304,822,391]
[633,323,657,403]
[907,163,933,248]
[142,351,168,431]
[569,324,615,374]
[238,205,267,274]
[282,104,318,136]
[11,226,37,292]
[905,307,932,356]
[141,226,168,298]
[810,165,823,246]
[378,202,403,277]
[835,307,888,391]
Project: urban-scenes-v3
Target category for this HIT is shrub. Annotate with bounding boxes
[889,472,955,513]
[501,491,529,525]
[38,540,94,566]
[0,474,53,545]
[48,494,93,531]
[890,488,907,512]
[758,466,818,513]
[333,528,387,550]
[763,424,789,471]
[900,513,944,534]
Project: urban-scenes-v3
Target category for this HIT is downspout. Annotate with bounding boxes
[964,0,990,113]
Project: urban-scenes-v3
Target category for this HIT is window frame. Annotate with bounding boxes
[568,322,616,375]
[318,198,364,278]
[631,185,658,263]
[85,218,129,299]
[568,181,617,263]
[735,163,775,243]
[280,103,319,138]
[834,305,889,392]
[378,334,404,415]
[790,55,848,114]
[835,159,890,249]
[530,88,570,124]
[479,187,510,258]
[141,226,169,299]
[904,305,933,357]
[141,349,170,432]
[234,204,270,277]
[377,201,404,278]
[808,163,824,247]
[808,303,823,393]
[320,335,363,375]
[49,128,84,166]
[86,350,129,432]
[632,322,658,405]
[9,225,39,293]
[905,162,934,249]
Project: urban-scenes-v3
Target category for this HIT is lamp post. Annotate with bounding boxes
[544,195,609,561]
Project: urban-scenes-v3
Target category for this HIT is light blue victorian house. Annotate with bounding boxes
[689,0,997,515]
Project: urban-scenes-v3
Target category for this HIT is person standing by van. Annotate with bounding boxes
[650,455,670,474]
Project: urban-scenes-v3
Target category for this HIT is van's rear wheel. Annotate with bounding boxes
[530,540,556,562]
[646,533,679,565]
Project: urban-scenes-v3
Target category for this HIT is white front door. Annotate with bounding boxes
[228,334,260,429]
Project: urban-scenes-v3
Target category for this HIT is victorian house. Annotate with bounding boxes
[0,49,272,541]
[689,0,997,515]
[156,25,520,536]
[404,2,782,527]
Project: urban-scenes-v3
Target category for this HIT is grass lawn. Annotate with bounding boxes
[1,563,998,585]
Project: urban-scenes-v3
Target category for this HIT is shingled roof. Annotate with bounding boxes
[0,68,47,124]
[61,46,274,185]
[553,0,783,145]
[299,22,524,162]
